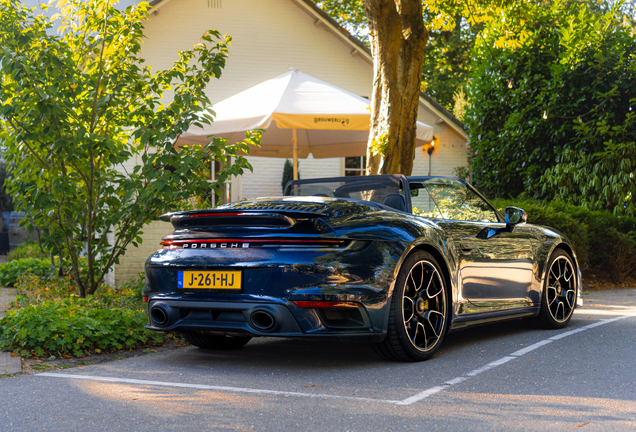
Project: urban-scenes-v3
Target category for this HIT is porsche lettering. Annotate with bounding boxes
[182,243,250,249]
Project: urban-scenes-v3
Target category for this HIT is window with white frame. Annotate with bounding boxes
[344,156,366,176]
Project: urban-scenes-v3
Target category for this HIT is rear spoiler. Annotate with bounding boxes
[159,209,325,228]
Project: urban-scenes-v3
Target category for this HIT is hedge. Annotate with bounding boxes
[493,199,636,282]
[0,258,52,287]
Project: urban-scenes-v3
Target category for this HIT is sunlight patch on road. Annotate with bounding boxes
[431,392,636,429]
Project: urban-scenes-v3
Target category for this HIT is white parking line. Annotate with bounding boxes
[510,339,553,356]
[36,373,402,404]
[37,314,634,407]
[398,314,634,405]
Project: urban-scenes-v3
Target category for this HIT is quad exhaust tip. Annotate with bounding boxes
[250,310,276,332]
[150,306,169,326]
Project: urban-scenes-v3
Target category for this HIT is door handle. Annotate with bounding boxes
[459,242,474,252]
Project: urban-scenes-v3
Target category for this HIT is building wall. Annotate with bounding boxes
[114,220,173,287]
[412,123,468,178]
[241,155,342,198]
[114,0,469,285]
[140,0,373,104]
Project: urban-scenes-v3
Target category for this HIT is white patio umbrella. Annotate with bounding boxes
[176,68,434,179]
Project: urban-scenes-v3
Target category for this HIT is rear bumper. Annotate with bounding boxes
[145,299,385,342]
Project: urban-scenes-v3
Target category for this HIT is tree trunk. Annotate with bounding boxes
[364,0,428,176]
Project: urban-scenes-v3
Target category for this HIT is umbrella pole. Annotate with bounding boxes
[292,128,298,180]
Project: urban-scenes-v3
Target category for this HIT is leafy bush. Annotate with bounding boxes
[8,240,47,261]
[1,0,259,299]
[466,2,636,212]
[0,297,162,358]
[12,272,146,312]
[0,258,52,287]
[493,198,636,282]
[91,273,145,311]
[0,162,13,213]
[10,274,77,309]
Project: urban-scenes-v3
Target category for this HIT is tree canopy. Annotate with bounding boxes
[0,0,259,296]
[316,0,541,176]
[465,1,636,215]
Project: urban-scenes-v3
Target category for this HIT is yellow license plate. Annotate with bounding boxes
[178,271,242,290]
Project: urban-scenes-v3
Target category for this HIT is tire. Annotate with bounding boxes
[182,332,252,350]
[534,249,577,329]
[372,250,449,362]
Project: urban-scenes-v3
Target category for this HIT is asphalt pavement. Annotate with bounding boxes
[1,288,635,431]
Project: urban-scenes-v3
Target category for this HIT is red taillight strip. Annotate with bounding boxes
[186,212,247,217]
[160,239,345,246]
[293,301,360,309]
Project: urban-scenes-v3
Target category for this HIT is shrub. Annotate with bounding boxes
[493,198,590,269]
[0,258,52,287]
[494,198,636,282]
[91,273,145,311]
[281,159,299,193]
[12,272,146,312]
[7,240,46,261]
[465,2,636,209]
[10,274,77,309]
[0,297,163,358]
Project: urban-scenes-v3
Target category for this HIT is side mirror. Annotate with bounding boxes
[505,207,527,230]
[477,207,528,240]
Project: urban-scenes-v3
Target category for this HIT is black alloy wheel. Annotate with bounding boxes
[373,250,449,362]
[183,332,252,350]
[535,249,577,329]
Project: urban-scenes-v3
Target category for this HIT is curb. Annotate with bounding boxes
[1,287,21,374]
[0,352,21,375]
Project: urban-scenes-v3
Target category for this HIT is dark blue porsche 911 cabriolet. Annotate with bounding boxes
[143,175,582,362]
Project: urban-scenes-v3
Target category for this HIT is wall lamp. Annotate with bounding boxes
[422,135,438,176]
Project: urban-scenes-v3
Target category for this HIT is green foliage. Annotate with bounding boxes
[465,1,636,209]
[452,87,469,122]
[314,0,367,39]
[92,273,145,310]
[12,272,145,311]
[0,258,52,287]
[7,240,46,261]
[0,162,14,213]
[0,0,260,297]
[10,274,78,309]
[493,198,636,282]
[0,297,163,358]
[281,159,299,193]
[315,1,545,111]
[452,165,470,182]
[421,17,477,110]
[540,111,636,216]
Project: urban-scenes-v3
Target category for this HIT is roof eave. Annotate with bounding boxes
[419,92,467,138]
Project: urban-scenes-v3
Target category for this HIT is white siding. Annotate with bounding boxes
[140,0,373,105]
[241,155,342,198]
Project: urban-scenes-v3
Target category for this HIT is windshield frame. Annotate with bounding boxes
[407,176,505,223]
